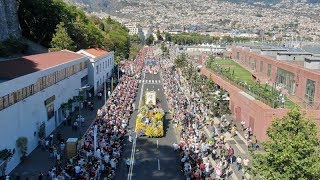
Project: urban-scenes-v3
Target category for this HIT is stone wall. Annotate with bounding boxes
[0,0,21,41]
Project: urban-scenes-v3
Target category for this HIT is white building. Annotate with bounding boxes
[125,23,142,36]
[0,50,89,173]
[124,23,144,41]
[276,52,313,61]
[77,48,114,95]
[304,57,320,70]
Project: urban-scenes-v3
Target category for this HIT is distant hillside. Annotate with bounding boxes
[227,0,320,3]
[65,0,320,13]
[64,0,125,13]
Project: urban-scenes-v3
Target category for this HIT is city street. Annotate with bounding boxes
[116,64,184,180]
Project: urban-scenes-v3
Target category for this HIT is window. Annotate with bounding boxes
[21,87,27,100]
[305,79,316,104]
[267,64,271,77]
[97,81,99,89]
[9,93,14,106]
[96,66,99,74]
[16,89,22,102]
[260,61,263,72]
[100,64,102,73]
[236,52,240,59]
[47,104,54,120]
[0,97,3,110]
[3,95,9,108]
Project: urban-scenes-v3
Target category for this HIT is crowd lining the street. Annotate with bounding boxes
[45,75,138,179]
[161,58,252,180]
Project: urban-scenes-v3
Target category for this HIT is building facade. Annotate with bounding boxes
[77,48,114,95]
[0,51,89,173]
[231,46,320,109]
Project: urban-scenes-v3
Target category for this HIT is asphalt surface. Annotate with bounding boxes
[116,65,184,180]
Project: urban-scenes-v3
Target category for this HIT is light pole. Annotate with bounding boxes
[75,85,90,138]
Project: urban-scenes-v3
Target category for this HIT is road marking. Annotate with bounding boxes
[157,140,159,148]
[224,132,246,154]
[235,131,248,145]
[158,159,161,170]
[127,132,137,180]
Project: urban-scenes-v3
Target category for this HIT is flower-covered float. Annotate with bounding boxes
[135,91,164,137]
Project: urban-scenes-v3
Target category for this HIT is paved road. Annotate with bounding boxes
[116,64,183,180]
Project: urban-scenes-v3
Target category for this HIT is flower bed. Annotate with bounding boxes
[135,105,164,137]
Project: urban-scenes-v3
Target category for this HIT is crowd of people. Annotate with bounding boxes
[161,58,250,179]
[119,47,148,77]
[47,75,138,179]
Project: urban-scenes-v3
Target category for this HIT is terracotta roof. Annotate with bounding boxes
[84,48,109,57]
[0,50,84,79]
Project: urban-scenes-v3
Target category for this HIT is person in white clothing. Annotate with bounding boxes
[236,156,242,171]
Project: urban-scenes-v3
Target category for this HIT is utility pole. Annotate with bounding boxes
[118,65,120,82]
[78,90,82,138]
[104,80,107,103]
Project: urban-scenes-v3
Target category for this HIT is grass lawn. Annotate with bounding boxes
[211,58,254,83]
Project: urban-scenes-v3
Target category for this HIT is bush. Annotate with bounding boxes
[16,137,28,161]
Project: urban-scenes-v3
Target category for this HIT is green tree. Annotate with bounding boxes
[129,43,142,60]
[174,53,187,68]
[130,34,141,44]
[164,32,172,42]
[50,22,75,51]
[251,107,320,179]
[156,30,163,41]
[146,34,154,45]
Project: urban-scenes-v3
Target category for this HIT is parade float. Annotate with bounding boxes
[135,91,164,137]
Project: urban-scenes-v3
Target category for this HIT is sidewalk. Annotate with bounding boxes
[9,96,105,179]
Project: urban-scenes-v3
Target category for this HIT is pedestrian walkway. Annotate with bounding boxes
[9,96,105,179]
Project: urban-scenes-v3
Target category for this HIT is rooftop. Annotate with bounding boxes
[0,50,84,80]
[305,57,320,62]
[78,48,110,59]
[277,52,313,55]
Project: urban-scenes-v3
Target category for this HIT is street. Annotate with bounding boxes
[116,61,183,180]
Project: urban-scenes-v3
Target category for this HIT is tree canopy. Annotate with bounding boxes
[165,32,252,45]
[174,53,187,68]
[50,22,76,51]
[156,30,163,41]
[146,35,154,45]
[251,107,320,179]
[17,0,130,59]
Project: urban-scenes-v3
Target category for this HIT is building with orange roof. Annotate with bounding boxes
[0,50,91,173]
[77,48,114,95]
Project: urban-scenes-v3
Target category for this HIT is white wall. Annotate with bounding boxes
[92,52,114,95]
[304,61,320,69]
[0,57,88,174]
[276,54,312,61]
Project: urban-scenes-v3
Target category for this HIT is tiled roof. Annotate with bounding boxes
[0,50,84,79]
[84,48,109,58]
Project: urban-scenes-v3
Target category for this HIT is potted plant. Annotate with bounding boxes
[16,137,28,162]
[0,148,13,175]
[38,122,46,140]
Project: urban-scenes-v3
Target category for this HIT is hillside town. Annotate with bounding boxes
[1,0,320,179]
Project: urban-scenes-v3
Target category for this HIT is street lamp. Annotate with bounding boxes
[75,84,90,138]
